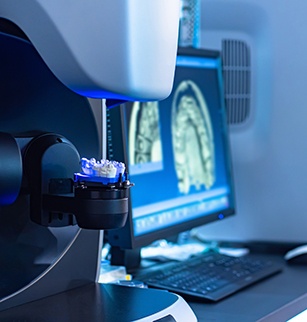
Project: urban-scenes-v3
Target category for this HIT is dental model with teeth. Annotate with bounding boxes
[80,158,126,179]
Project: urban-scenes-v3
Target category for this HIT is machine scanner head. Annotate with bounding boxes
[0,0,180,101]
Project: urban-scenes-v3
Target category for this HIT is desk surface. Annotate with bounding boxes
[0,254,306,321]
[188,261,307,321]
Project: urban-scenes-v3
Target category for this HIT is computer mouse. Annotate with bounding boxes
[284,245,307,265]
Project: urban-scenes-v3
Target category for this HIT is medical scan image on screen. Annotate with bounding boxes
[107,48,235,251]
[172,79,215,194]
[128,101,163,174]
[128,80,215,194]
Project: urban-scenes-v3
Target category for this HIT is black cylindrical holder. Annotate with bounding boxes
[43,179,133,230]
[74,180,131,229]
[0,132,22,205]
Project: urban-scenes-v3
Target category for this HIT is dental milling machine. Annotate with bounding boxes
[0,1,197,321]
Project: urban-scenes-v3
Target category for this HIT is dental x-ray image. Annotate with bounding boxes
[172,80,215,194]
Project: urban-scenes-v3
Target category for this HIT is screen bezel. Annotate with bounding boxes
[107,47,236,250]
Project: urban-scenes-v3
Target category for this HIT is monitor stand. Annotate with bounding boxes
[109,234,184,271]
[110,246,142,271]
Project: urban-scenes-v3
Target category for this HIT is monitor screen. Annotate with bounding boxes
[106,47,235,262]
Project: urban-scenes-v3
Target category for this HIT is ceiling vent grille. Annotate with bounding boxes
[221,39,251,125]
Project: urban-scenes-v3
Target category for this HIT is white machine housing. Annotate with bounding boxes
[0,0,180,101]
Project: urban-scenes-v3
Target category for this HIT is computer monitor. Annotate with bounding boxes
[106,47,235,268]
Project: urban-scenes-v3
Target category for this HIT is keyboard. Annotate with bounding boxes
[136,252,284,302]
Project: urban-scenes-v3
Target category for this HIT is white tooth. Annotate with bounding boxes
[81,158,93,175]
[81,157,87,165]
[106,163,116,178]
[91,165,98,177]
[117,162,126,175]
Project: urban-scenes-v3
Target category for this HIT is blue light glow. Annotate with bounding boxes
[177,55,218,69]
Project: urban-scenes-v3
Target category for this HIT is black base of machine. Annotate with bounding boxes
[0,283,182,322]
